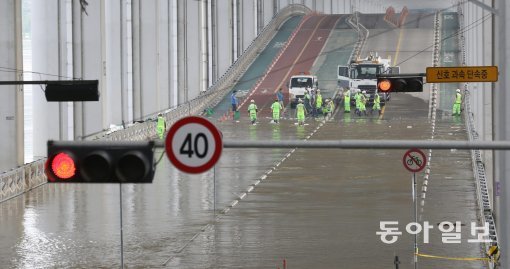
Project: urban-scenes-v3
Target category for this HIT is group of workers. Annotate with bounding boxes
[245,88,335,126]
[342,88,381,116]
[154,88,463,139]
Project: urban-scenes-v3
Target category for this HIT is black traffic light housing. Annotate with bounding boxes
[45,80,99,101]
[45,140,156,183]
[377,74,424,93]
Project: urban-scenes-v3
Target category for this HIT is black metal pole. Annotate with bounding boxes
[0,80,98,85]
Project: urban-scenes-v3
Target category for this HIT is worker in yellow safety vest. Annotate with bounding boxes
[315,89,323,116]
[296,98,307,126]
[247,99,258,124]
[359,90,367,116]
[271,98,282,123]
[452,88,462,116]
[156,113,166,139]
[343,89,351,113]
[323,98,334,119]
[372,92,381,115]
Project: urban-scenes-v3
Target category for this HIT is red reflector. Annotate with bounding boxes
[51,152,76,179]
[378,79,391,92]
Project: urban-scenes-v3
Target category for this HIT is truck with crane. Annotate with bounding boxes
[337,52,399,107]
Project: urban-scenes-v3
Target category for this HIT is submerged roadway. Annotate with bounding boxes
[0,11,485,269]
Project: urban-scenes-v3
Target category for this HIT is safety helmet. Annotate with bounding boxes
[251,99,255,103]
[362,90,366,94]
[317,89,320,92]
[275,99,279,102]
[456,89,460,93]
[298,98,303,103]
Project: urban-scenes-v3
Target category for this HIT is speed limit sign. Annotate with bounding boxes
[165,116,223,174]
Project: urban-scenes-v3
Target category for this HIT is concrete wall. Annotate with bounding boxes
[2,0,389,169]
[0,0,21,171]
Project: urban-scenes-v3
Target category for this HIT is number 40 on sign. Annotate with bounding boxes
[165,116,223,174]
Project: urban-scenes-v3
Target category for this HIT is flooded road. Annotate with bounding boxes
[0,11,485,269]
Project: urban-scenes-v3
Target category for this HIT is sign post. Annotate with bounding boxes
[402,148,427,269]
[165,116,223,174]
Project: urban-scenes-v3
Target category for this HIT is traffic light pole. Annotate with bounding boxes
[413,172,418,269]
[0,80,98,85]
[119,183,125,269]
[377,73,426,78]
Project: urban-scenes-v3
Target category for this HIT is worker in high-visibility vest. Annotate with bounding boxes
[156,113,166,139]
[360,90,367,116]
[315,89,323,116]
[296,98,307,126]
[452,88,462,116]
[323,98,334,119]
[247,99,258,125]
[271,98,282,123]
[354,89,361,116]
[372,92,381,115]
[343,89,351,113]
[330,99,335,116]
[304,88,312,113]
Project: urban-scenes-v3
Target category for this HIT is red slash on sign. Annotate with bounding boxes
[403,148,427,173]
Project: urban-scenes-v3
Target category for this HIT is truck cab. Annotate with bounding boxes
[338,52,399,107]
[288,74,318,108]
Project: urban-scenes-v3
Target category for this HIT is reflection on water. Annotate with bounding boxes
[249,124,257,140]
[342,111,352,124]
[452,115,462,126]
[272,124,281,141]
[296,125,306,140]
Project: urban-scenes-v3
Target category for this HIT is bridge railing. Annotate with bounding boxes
[0,159,46,203]
[0,4,311,203]
[347,12,369,63]
[98,4,311,142]
[457,5,499,266]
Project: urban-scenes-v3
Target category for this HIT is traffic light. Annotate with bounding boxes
[377,76,423,92]
[45,80,99,101]
[45,140,156,183]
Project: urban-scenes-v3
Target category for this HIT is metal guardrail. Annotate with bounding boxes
[0,4,311,203]
[347,12,369,63]
[420,11,441,211]
[0,159,46,203]
[457,4,499,267]
[211,139,510,150]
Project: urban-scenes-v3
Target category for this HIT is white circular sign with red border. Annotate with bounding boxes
[165,116,223,174]
[402,148,427,173]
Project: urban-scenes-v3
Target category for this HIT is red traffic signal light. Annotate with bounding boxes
[377,76,423,92]
[51,152,76,179]
[45,141,156,183]
[378,79,392,92]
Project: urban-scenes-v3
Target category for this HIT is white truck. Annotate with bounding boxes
[337,52,399,106]
[288,73,318,108]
